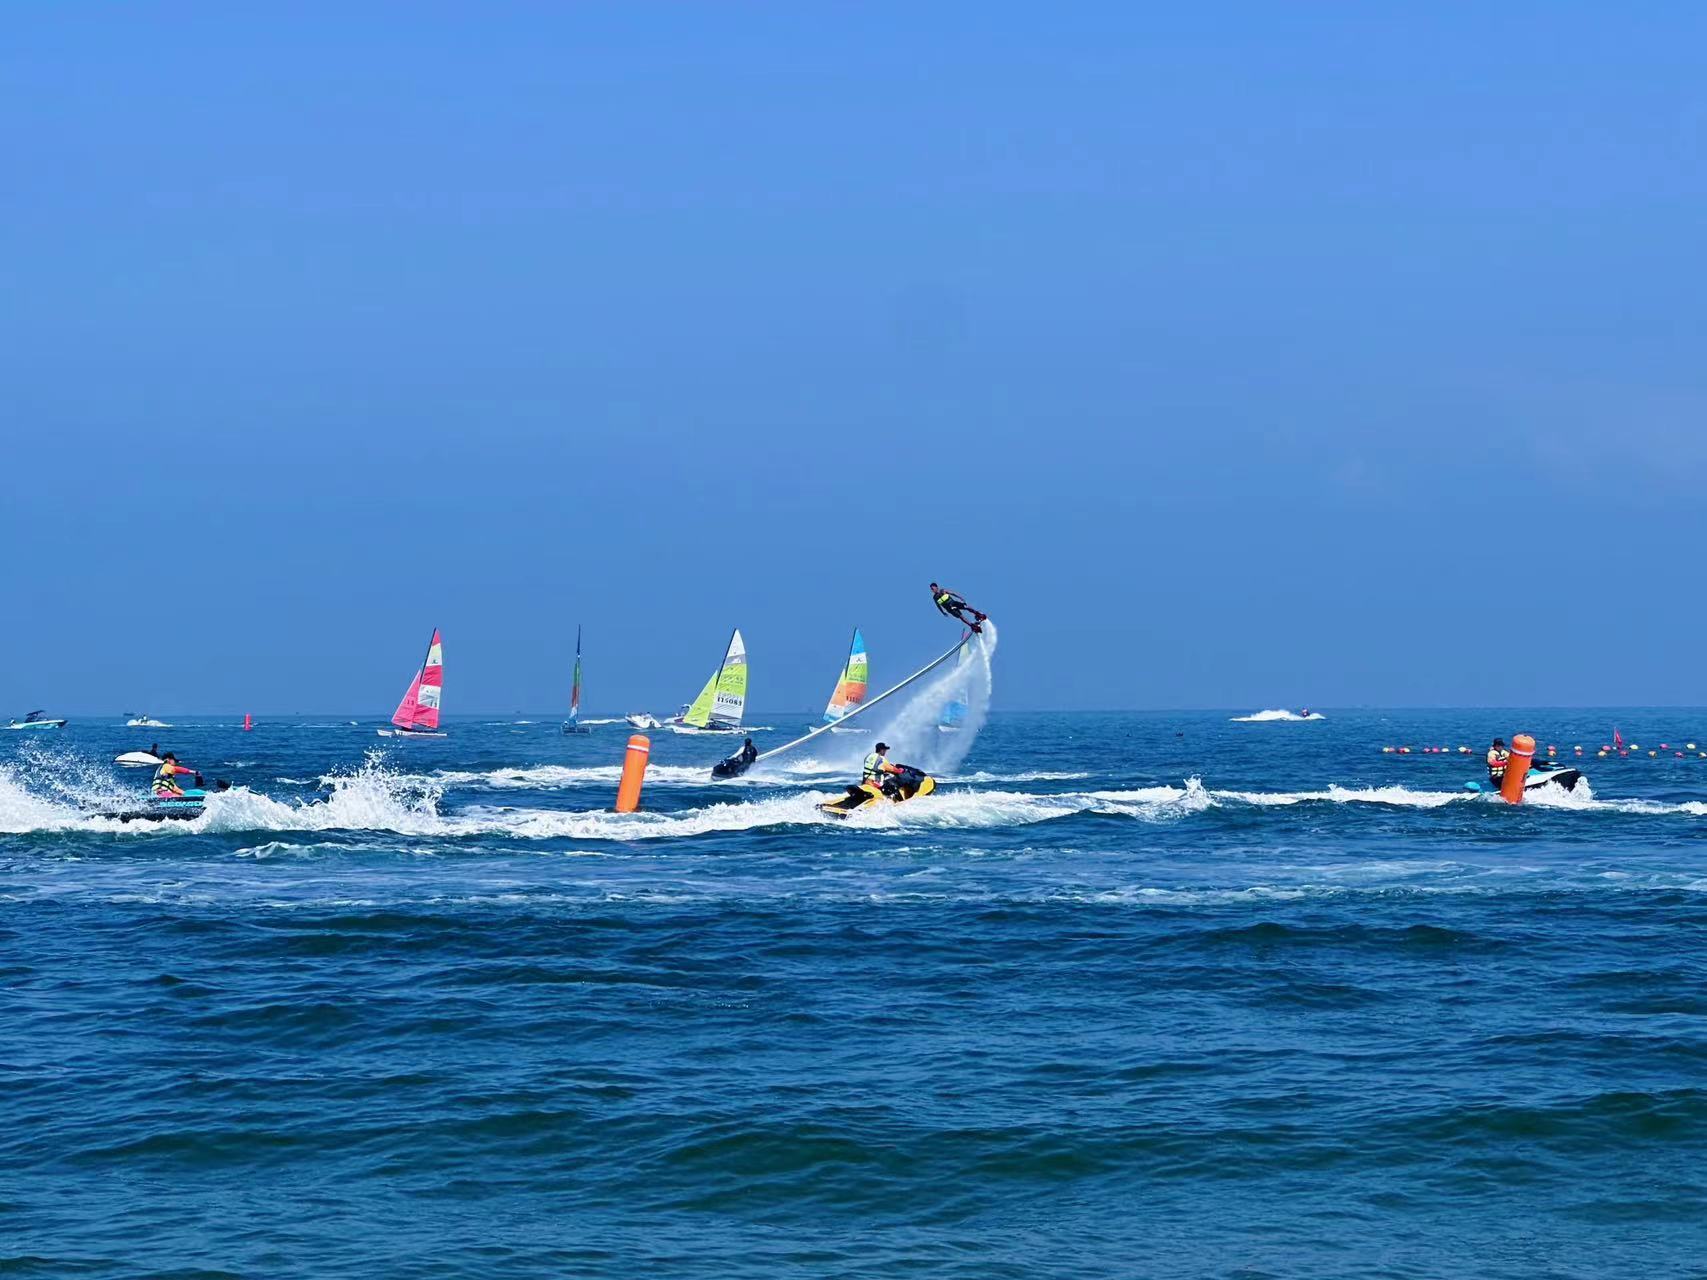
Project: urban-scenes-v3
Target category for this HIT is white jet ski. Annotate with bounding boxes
[1467,763,1584,794]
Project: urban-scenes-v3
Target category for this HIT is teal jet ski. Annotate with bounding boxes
[97,779,229,823]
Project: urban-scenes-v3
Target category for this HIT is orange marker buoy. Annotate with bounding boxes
[1500,733,1535,805]
[615,734,651,813]
[243,713,253,731]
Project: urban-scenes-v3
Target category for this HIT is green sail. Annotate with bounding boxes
[684,629,747,730]
[682,669,719,728]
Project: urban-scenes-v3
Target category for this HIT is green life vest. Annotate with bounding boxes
[862,752,885,782]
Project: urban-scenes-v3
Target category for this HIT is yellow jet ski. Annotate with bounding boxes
[817,765,936,818]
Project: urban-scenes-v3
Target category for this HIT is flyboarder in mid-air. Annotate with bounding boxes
[929,583,986,633]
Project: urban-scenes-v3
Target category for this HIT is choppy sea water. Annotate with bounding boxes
[4,708,1707,1278]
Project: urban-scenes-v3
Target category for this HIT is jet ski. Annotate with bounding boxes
[711,738,759,780]
[96,779,230,823]
[1466,763,1584,794]
[115,750,165,767]
[817,765,936,818]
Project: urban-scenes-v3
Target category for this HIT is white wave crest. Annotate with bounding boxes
[1231,709,1326,722]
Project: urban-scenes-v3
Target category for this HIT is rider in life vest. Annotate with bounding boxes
[861,742,904,795]
[152,752,197,798]
[929,583,987,633]
[1486,739,1511,786]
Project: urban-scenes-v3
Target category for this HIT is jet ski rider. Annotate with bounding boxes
[153,752,197,798]
[862,742,904,796]
[1486,739,1511,787]
[929,583,986,633]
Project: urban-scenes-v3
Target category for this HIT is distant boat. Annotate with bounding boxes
[561,625,591,734]
[377,629,447,738]
[6,710,66,730]
[668,628,747,732]
[125,714,172,728]
[821,628,869,726]
[624,712,662,730]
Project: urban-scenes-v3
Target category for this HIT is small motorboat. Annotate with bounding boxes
[7,711,66,730]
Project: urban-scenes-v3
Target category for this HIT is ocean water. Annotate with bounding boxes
[4,708,1707,1278]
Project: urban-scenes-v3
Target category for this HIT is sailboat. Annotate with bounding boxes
[821,628,869,729]
[668,628,747,732]
[377,629,447,738]
[561,625,591,734]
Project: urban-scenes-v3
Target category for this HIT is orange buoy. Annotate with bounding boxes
[243,713,253,732]
[1499,733,1535,804]
[615,734,651,813]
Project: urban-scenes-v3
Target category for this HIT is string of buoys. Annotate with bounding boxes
[1381,742,1707,758]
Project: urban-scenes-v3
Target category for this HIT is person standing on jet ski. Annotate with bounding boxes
[929,583,986,633]
[862,742,905,796]
[1486,739,1510,787]
[152,752,198,798]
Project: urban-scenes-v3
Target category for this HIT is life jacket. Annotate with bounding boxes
[1486,748,1509,775]
[935,591,956,610]
[862,752,886,783]
[154,762,184,795]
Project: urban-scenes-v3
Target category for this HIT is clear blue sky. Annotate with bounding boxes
[5,4,1705,714]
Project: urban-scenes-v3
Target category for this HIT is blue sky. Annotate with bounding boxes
[5,4,1705,713]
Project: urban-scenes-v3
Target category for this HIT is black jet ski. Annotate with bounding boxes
[817,765,936,818]
[1467,763,1584,795]
[711,738,759,780]
[97,779,230,823]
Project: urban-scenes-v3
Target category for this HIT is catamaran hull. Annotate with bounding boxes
[378,728,448,739]
[561,723,592,735]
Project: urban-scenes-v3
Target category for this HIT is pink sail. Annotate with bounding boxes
[391,629,444,730]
